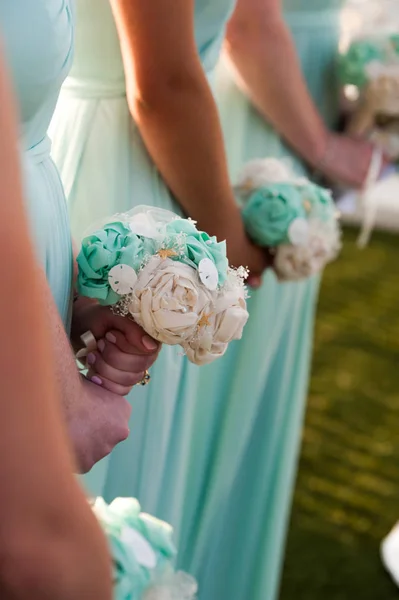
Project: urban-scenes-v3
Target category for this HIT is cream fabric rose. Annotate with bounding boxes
[273,219,341,281]
[236,158,293,193]
[274,244,320,281]
[184,288,249,366]
[129,256,216,347]
[274,234,337,281]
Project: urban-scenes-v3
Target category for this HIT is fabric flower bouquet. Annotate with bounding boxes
[235,159,341,281]
[77,206,249,365]
[338,33,399,160]
[93,497,197,600]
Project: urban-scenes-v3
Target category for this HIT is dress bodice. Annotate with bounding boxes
[68,0,235,92]
[0,0,74,154]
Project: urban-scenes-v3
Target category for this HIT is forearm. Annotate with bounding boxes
[129,77,246,242]
[0,273,112,599]
[109,0,269,276]
[225,12,328,165]
[0,272,111,600]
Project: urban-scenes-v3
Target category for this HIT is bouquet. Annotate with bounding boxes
[338,33,399,160]
[235,159,341,281]
[93,497,197,600]
[76,206,249,366]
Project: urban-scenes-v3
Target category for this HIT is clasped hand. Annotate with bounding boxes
[72,300,161,396]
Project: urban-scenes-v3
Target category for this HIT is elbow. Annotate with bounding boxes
[126,67,204,120]
[225,17,261,60]
[225,10,286,58]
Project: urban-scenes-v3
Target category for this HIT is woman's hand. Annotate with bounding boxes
[72,300,161,395]
[69,379,132,473]
[315,133,386,189]
[223,228,272,289]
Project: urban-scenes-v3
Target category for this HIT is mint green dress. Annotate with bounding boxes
[0,0,74,329]
[50,1,343,599]
[50,0,237,510]
[179,3,343,600]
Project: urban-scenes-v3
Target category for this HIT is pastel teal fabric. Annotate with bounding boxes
[242,183,306,246]
[77,216,229,304]
[306,183,336,218]
[242,181,336,247]
[0,0,74,328]
[165,220,228,284]
[77,222,156,305]
[338,34,399,89]
[178,3,343,600]
[50,2,343,600]
[93,498,176,600]
[338,38,384,88]
[50,0,236,521]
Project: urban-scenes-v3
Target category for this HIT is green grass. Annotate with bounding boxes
[280,227,399,600]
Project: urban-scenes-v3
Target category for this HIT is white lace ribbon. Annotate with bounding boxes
[75,330,97,368]
[357,146,384,248]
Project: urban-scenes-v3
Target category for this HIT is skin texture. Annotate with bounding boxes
[109,0,270,285]
[225,0,378,188]
[0,48,112,600]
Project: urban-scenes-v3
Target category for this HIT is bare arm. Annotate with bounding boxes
[225,0,327,165]
[0,49,112,600]
[109,0,268,275]
[225,0,374,187]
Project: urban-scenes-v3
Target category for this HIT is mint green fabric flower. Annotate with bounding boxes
[242,183,305,247]
[93,498,177,600]
[303,183,335,221]
[77,222,156,305]
[165,218,229,285]
[338,40,384,88]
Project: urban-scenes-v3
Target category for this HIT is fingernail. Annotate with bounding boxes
[87,353,96,366]
[106,332,117,344]
[97,339,105,353]
[142,335,158,351]
[91,376,103,386]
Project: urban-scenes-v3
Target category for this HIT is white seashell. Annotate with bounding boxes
[108,264,138,295]
[120,527,157,569]
[198,258,219,290]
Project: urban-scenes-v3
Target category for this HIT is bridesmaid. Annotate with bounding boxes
[50,0,268,500]
[0,0,158,474]
[0,35,112,600]
[178,1,377,599]
[49,0,372,598]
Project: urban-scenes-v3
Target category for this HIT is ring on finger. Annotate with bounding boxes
[138,370,151,386]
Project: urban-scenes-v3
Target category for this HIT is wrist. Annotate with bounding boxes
[71,297,98,350]
[195,200,245,242]
[312,132,341,176]
[302,127,330,168]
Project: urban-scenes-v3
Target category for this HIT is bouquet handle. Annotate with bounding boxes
[357,146,384,248]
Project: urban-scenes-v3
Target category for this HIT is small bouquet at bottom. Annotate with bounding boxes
[77,206,249,366]
[235,159,341,281]
[92,497,197,600]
